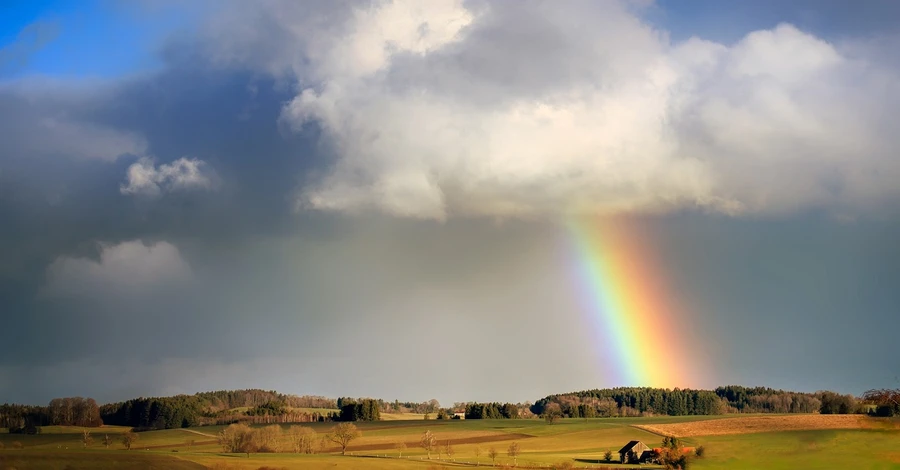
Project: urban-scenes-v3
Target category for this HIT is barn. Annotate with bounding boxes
[618,440,651,464]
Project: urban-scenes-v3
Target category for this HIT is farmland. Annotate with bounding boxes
[1,415,898,469]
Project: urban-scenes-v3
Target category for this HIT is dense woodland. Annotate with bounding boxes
[531,386,865,417]
[0,398,101,433]
[463,402,521,419]
[337,399,381,422]
[2,386,894,434]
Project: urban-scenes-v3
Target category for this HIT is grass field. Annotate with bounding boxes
[0,415,897,469]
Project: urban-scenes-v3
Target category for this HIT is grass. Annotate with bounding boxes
[691,429,900,470]
[0,416,897,469]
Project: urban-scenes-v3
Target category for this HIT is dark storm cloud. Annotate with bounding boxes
[0,45,602,405]
[0,42,336,369]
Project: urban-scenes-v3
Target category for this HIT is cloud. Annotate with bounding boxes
[0,86,148,162]
[0,21,60,74]
[195,0,900,220]
[120,157,216,196]
[44,240,192,298]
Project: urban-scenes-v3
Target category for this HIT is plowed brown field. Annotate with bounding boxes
[634,414,874,437]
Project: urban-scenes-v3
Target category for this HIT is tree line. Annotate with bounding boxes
[340,397,442,415]
[1,397,102,433]
[7,385,895,435]
[216,422,361,456]
[532,386,868,417]
[337,399,381,422]
[463,402,520,419]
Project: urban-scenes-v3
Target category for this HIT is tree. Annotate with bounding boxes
[488,446,498,466]
[695,445,706,458]
[328,422,360,455]
[604,450,613,462]
[863,388,900,417]
[542,403,562,424]
[103,434,112,448]
[217,423,258,457]
[659,446,690,470]
[339,399,381,422]
[507,441,520,467]
[258,425,283,452]
[445,440,455,461]
[81,429,93,448]
[420,430,437,459]
[662,436,681,450]
[122,431,138,450]
[395,442,407,458]
[658,437,691,470]
[437,409,449,420]
[819,392,856,414]
[289,426,319,454]
[474,445,482,466]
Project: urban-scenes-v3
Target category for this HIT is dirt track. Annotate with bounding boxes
[634,414,874,437]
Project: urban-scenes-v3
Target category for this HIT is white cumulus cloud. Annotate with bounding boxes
[43,240,193,298]
[206,0,900,220]
[120,157,216,197]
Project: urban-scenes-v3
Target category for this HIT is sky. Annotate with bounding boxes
[1,0,899,407]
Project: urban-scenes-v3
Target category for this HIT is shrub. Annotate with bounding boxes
[12,441,23,449]
[695,445,706,458]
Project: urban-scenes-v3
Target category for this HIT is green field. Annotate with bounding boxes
[0,416,897,469]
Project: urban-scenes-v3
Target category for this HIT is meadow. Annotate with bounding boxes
[1,415,898,469]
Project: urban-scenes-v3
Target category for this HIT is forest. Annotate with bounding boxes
[531,386,863,417]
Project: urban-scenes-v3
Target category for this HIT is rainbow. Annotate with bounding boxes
[565,216,692,388]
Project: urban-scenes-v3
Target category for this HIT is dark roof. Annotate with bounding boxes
[618,440,647,454]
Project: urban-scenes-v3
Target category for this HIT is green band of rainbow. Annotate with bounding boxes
[566,216,688,388]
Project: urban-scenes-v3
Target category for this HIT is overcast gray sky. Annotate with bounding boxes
[1,0,899,406]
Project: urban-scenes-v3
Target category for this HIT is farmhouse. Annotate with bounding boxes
[618,440,652,463]
[453,411,465,419]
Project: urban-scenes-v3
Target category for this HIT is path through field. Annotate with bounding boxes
[178,428,218,438]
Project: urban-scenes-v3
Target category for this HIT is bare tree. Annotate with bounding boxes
[395,442,407,458]
[217,423,258,457]
[474,445,482,466]
[445,440,455,461]
[428,399,441,412]
[507,441,520,467]
[122,431,138,450]
[81,429,93,448]
[420,430,437,459]
[488,446,498,466]
[258,425,283,452]
[103,434,112,448]
[289,426,319,454]
[328,422,360,455]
